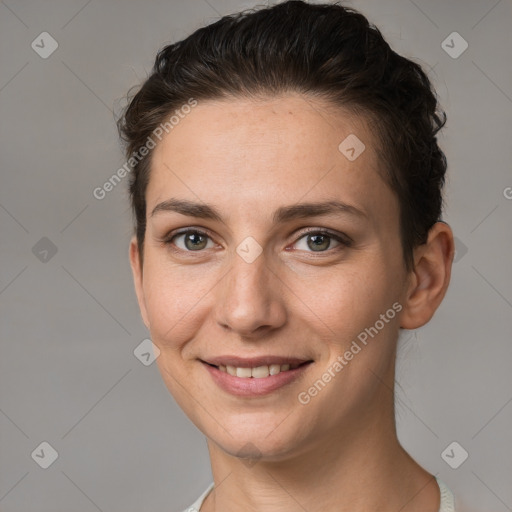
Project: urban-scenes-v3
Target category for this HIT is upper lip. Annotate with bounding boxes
[202,356,313,368]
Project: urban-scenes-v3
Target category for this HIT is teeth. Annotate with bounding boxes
[218,363,302,378]
[236,367,252,378]
[269,364,281,375]
[251,366,269,378]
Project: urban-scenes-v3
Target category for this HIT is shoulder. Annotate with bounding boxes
[436,477,455,512]
[180,483,214,512]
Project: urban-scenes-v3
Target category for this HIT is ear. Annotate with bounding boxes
[129,237,150,329]
[400,221,455,329]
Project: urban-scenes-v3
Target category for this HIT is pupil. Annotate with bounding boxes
[308,234,329,251]
[186,233,206,250]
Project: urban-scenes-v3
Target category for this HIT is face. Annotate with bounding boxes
[130,94,414,461]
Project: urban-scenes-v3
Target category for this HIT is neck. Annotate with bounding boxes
[202,381,440,512]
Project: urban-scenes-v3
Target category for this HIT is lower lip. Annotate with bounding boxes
[203,362,312,397]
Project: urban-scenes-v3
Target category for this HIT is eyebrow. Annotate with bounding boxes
[151,198,368,224]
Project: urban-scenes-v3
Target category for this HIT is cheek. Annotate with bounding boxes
[141,259,215,349]
[298,265,394,343]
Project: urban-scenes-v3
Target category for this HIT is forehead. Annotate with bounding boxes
[147,94,397,226]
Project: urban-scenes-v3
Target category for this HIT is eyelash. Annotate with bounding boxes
[162,227,352,255]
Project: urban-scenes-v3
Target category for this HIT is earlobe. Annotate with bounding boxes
[129,237,150,329]
[400,222,455,330]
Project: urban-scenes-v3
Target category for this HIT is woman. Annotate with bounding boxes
[117,1,456,510]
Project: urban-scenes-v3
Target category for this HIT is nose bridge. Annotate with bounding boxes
[215,248,285,336]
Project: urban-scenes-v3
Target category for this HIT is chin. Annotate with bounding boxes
[205,418,308,463]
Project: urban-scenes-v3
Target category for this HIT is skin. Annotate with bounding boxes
[129,94,455,511]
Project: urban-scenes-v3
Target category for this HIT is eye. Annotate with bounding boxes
[166,229,215,252]
[163,228,351,255]
[292,230,350,253]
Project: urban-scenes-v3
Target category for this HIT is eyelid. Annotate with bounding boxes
[160,227,218,248]
[163,226,214,241]
[292,227,352,246]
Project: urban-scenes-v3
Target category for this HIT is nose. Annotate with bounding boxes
[215,250,287,339]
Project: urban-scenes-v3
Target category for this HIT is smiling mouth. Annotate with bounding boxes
[202,361,312,378]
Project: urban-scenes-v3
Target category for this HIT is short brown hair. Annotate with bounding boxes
[117,0,447,271]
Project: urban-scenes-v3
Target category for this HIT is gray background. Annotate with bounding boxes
[1,0,511,511]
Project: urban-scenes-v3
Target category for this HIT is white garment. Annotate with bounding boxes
[182,476,455,512]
